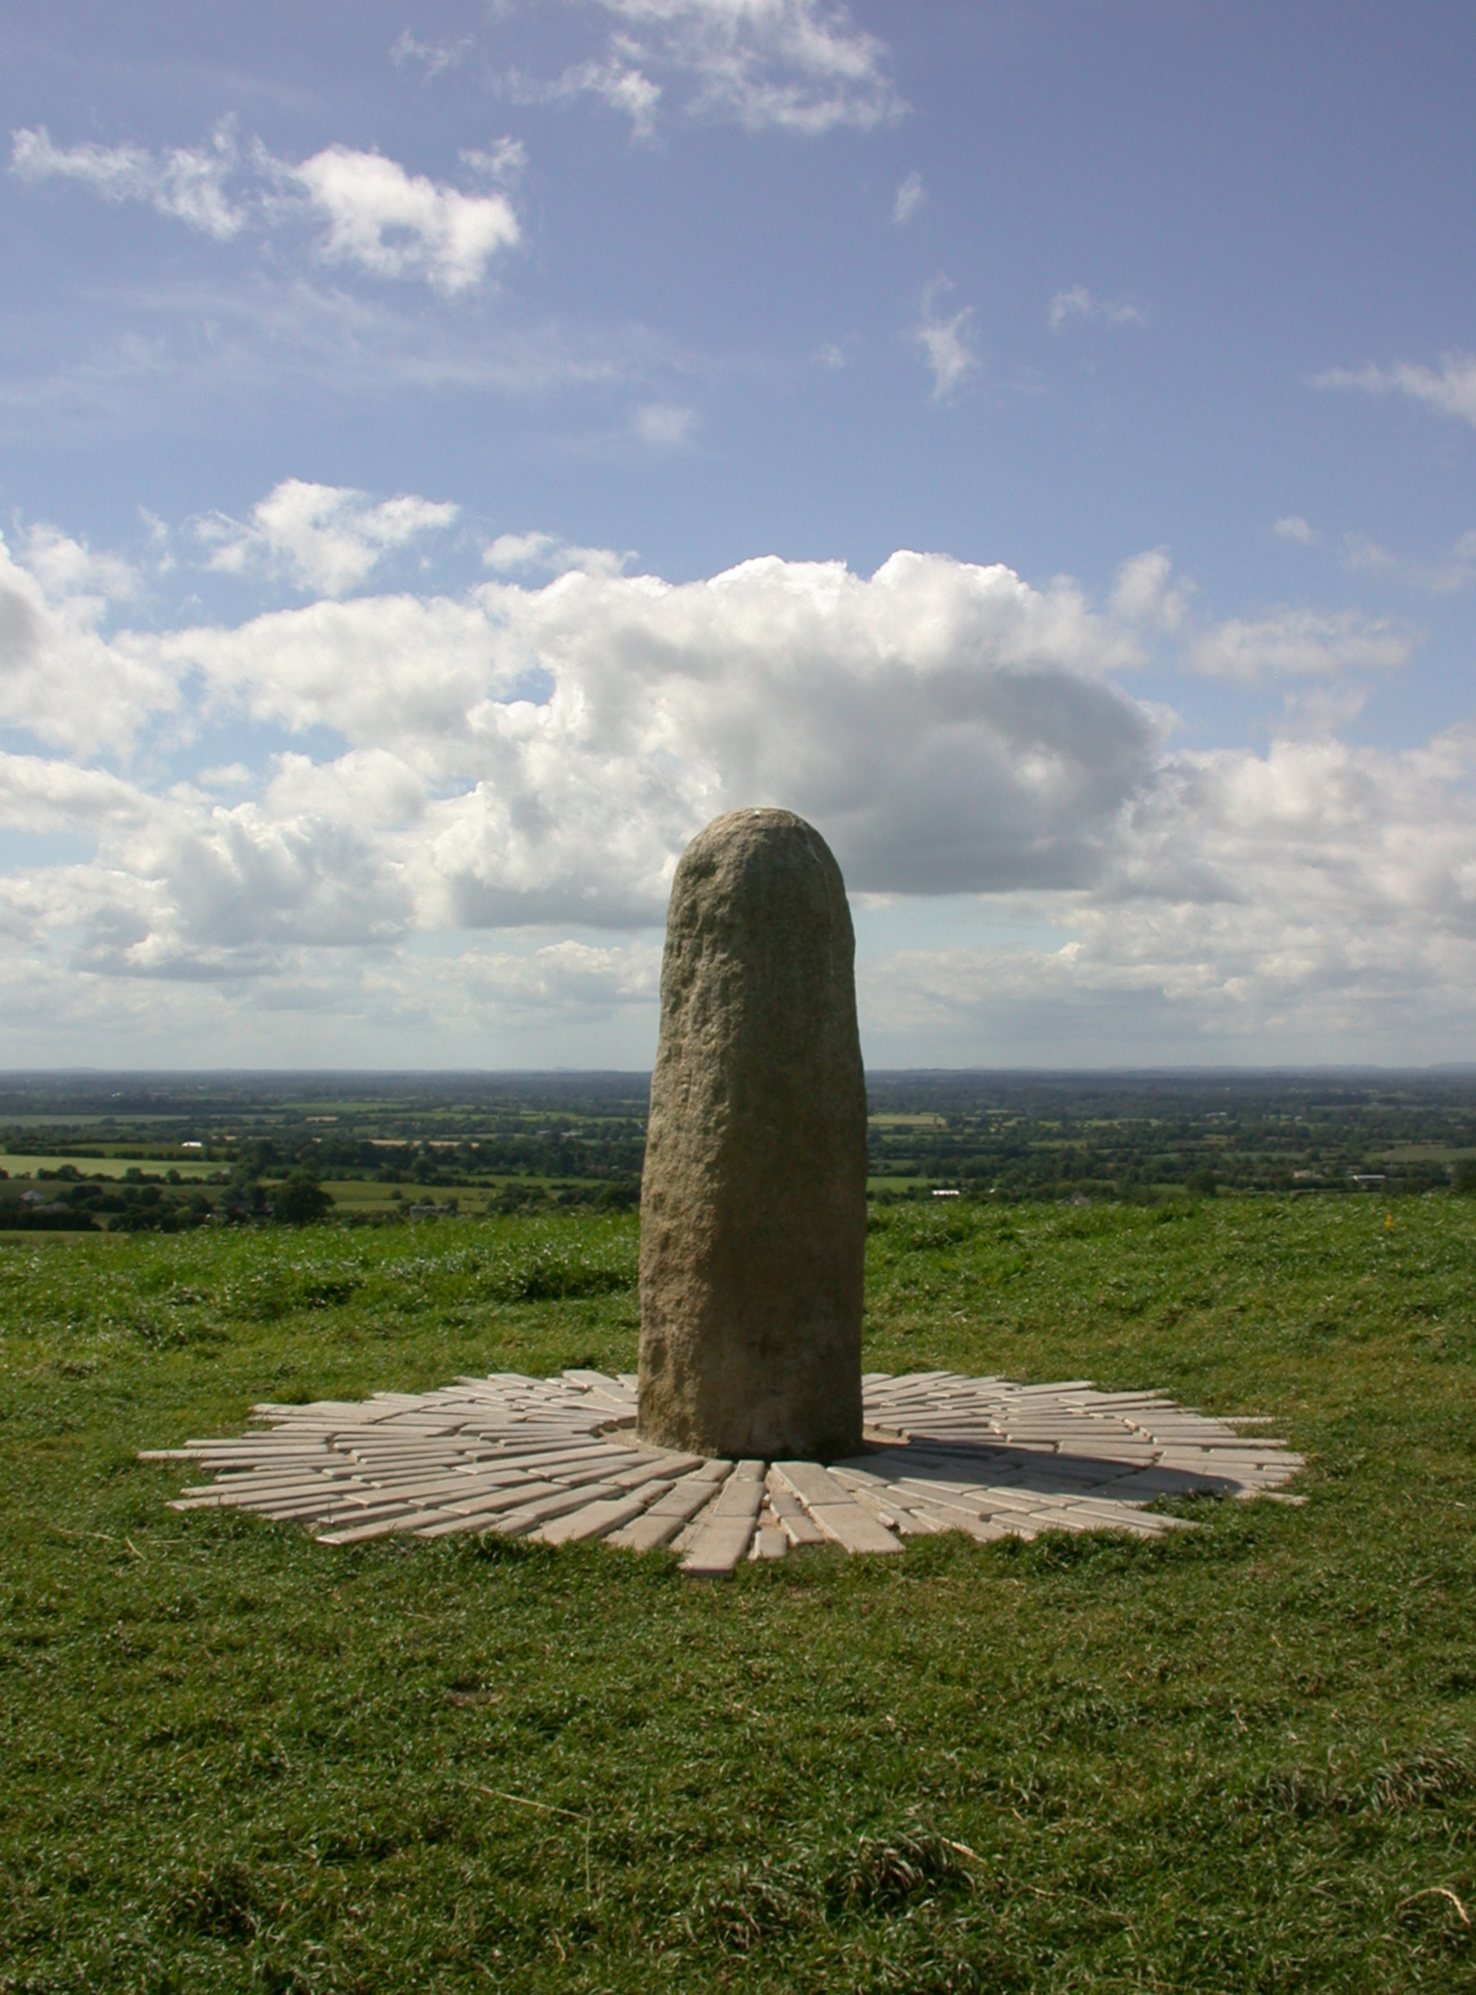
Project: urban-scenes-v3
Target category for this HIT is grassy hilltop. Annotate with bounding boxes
[3,1197,1475,1991]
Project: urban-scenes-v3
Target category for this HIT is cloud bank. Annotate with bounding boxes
[2,499,1472,1064]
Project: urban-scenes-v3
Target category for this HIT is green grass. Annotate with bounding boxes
[3,1197,1475,1991]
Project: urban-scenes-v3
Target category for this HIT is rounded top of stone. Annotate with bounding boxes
[671,809,846,907]
[694,805,811,836]
[669,805,848,910]
[680,807,832,861]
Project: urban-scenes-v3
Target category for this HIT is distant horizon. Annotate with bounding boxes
[5,1063,1475,1081]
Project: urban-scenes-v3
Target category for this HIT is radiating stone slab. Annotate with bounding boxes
[680,1515,760,1577]
[534,1494,655,1545]
[605,1510,692,1552]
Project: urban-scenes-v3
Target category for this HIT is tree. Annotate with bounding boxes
[271,1170,334,1225]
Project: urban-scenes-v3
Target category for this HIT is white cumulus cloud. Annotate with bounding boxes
[0,532,176,757]
[155,591,513,749]
[1110,548,1192,632]
[483,531,632,578]
[129,547,1155,940]
[465,939,661,1013]
[286,145,521,294]
[197,479,460,597]
[0,750,154,833]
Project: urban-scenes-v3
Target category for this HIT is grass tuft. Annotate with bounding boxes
[164,1858,282,1942]
[828,1828,974,1914]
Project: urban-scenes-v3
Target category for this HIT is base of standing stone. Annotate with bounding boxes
[142,1370,1305,1579]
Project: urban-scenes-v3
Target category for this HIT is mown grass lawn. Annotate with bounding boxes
[2,1196,1474,1992]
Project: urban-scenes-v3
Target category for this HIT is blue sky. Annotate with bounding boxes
[2,0,1474,1069]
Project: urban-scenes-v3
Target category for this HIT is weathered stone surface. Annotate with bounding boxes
[637,807,867,1460]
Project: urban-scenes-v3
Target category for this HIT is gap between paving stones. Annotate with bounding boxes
[141,1370,1305,1579]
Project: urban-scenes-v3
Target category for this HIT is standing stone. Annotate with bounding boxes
[637,808,867,1460]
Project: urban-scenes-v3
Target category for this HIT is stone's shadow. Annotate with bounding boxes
[600,1416,1238,1499]
[846,1436,1238,1499]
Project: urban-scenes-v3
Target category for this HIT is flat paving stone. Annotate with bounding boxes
[605,1511,691,1553]
[680,1513,760,1577]
[534,1492,655,1545]
[777,1508,828,1548]
[143,1369,1304,1575]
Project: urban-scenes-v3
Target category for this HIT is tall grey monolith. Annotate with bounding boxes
[637,807,867,1460]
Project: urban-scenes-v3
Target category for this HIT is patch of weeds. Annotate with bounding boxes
[1250,1764,1344,1821]
[678,1858,814,1954]
[865,1923,1018,1995]
[514,1692,592,1739]
[484,1246,632,1303]
[827,1828,974,1915]
[122,1309,227,1352]
[164,1856,282,1941]
[300,1278,358,1310]
[234,1740,293,1783]
[1030,1689,1130,1745]
[992,1527,1162,1577]
[144,1712,242,1750]
[1248,1738,1476,1821]
[460,1532,551,1569]
[1365,1741,1476,1813]
[674,1828,976,1959]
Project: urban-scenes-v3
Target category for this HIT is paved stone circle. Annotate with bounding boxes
[143,1368,1304,1577]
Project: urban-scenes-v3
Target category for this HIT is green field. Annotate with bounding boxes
[3,1198,1475,1990]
